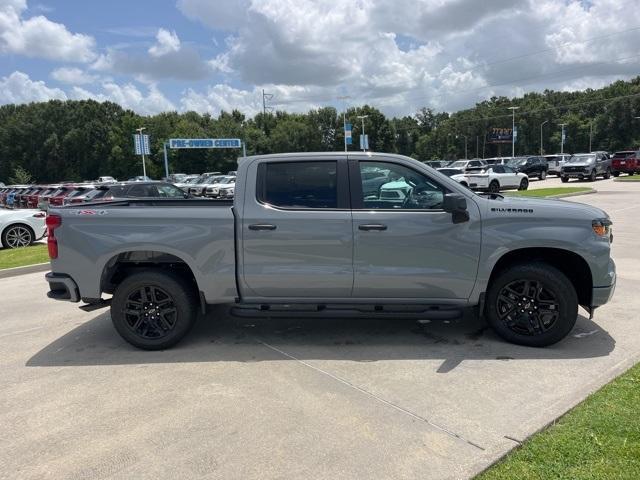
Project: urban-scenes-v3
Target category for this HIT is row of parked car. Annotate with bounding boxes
[427,150,640,192]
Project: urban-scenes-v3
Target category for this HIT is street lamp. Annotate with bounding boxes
[559,123,567,155]
[540,120,549,155]
[508,107,519,158]
[337,96,351,152]
[357,114,368,152]
[457,134,468,160]
[136,127,147,178]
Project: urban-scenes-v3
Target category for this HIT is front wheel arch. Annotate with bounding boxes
[486,247,593,309]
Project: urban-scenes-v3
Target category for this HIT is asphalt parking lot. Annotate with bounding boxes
[1,177,639,480]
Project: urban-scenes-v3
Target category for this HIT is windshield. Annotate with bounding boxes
[507,158,526,166]
[448,161,467,168]
[567,154,595,163]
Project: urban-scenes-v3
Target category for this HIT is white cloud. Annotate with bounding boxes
[0,0,96,62]
[148,28,181,57]
[0,70,66,103]
[51,67,97,85]
[71,82,176,115]
[173,0,640,115]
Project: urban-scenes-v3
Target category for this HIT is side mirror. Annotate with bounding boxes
[442,193,469,224]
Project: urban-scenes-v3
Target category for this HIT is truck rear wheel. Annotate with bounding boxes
[111,269,198,350]
[485,262,578,347]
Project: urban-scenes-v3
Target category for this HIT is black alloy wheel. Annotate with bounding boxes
[495,279,559,336]
[485,262,578,347]
[123,285,178,340]
[111,269,198,350]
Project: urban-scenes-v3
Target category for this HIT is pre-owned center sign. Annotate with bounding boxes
[169,138,242,149]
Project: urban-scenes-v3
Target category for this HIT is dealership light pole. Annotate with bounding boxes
[559,123,567,154]
[337,96,351,152]
[508,106,519,158]
[589,118,594,152]
[540,120,548,155]
[357,114,368,152]
[136,127,147,178]
[457,134,468,159]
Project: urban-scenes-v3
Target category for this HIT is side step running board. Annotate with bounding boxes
[231,304,462,320]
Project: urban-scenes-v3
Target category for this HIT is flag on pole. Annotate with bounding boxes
[359,134,369,150]
[345,123,352,145]
[134,134,150,155]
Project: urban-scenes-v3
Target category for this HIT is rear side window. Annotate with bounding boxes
[127,185,155,197]
[258,161,337,209]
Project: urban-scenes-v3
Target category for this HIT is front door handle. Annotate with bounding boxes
[358,224,387,231]
[248,223,277,231]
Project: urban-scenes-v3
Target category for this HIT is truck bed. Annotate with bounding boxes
[49,199,238,303]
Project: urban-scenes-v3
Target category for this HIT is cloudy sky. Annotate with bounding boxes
[0,0,638,117]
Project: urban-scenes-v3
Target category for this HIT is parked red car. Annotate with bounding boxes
[47,185,77,207]
[62,185,97,205]
[611,150,640,176]
[26,186,48,209]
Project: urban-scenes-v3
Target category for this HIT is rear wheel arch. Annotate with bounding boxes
[487,247,593,308]
[100,250,201,299]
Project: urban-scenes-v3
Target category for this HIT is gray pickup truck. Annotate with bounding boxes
[45,152,616,350]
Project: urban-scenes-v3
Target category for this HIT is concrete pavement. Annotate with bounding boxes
[1,179,639,479]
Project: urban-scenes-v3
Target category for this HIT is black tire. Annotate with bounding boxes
[489,180,500,193]
[485,262,578,347]
[518,178,529,191]
[111,269,198,350]
[613,171,620,177]
[604,168,611,180]
[539,170,546,180]
[588,170,596,182]
[1,223,34,249]
[561,176,569,183]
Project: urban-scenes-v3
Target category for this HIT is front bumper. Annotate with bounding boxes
[591,258,616,308]
[45,272,80,302]
[562,169,588,178]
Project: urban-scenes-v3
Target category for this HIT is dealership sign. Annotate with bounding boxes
[169,138,242,149]
[486,128,513,144]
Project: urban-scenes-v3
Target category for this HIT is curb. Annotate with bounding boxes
[547,188,597,199]
[0,262,49,279]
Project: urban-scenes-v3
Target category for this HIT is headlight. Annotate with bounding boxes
[592,219,612,239]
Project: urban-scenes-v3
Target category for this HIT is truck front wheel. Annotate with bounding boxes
[485,262,578,347]
[111,269,198,350]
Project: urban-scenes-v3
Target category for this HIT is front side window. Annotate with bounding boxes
[259,161,337,209]
[126,185,154,197]
[156,184,187,198]
[358,161,447,210]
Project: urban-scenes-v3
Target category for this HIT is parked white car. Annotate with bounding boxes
[544,154,571,176]
[447,159,488,171]
[461,165,529,192]
[204,176,236,198]
[0,208,47,248]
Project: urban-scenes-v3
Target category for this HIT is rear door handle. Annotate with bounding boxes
[358,224,387,231]
[248,223,277,231]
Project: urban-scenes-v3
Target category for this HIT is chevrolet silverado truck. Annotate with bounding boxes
[45,152,616,350]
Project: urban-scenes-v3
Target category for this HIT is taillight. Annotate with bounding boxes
[46,214,62,259]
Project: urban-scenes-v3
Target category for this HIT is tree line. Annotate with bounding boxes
[1,76,639,183]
